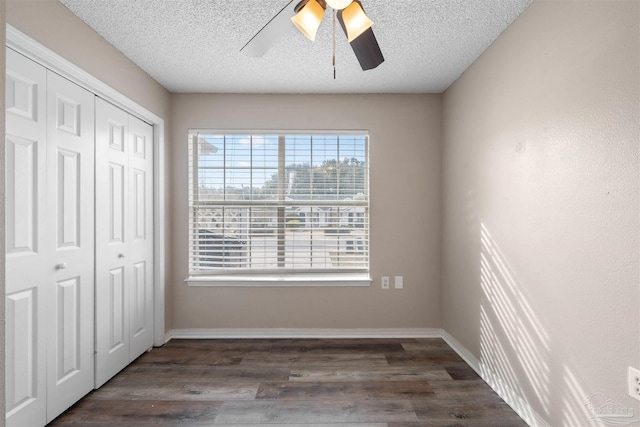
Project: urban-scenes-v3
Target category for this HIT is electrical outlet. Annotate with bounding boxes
[628,367,640,402]
[394,276,403,289]
[381,276,389,289]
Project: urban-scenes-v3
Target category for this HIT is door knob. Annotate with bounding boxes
[118,253,125,258]
[56,262,68,270]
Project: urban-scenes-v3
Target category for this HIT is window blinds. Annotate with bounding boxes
[188,132,370,275]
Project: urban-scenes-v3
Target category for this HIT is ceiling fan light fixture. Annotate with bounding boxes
[291,0,326,41]
[325,0,353,10]
[341,0,373,42]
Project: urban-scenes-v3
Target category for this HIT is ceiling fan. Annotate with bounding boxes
[241,0,384,72]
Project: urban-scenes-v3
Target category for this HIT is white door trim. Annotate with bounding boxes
[6,24,166,347]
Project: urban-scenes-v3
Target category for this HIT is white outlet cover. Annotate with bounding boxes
[628,367,640,402]
[381,276,390,289]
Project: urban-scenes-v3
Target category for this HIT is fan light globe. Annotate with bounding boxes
[291,0,326,41]
[326,0,353,9]
[342,1,373,42]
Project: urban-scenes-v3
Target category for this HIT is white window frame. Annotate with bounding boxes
[185,130,371,287]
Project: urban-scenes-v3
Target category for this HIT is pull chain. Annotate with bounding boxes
[332,9,336,79]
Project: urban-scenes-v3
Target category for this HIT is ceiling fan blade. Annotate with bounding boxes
[241,0,297,57]
[336,6,384,71]
[347,28,384,71]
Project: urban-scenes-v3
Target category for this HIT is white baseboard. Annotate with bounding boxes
[441,330,550,427]
[166,327,442,340]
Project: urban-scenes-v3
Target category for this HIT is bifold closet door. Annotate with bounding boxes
[95,98,154,388]
[5,48,48,427]
[5,49,95,426]
[44,65,96,423]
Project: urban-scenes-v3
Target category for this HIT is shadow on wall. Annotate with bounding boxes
[478,223,637,427]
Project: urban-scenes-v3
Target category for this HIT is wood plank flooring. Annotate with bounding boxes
[48,338,527,426]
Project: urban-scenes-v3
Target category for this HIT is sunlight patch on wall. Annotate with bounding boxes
[479,222,551,417]
[477,222,639,427]
[562,366,595,426]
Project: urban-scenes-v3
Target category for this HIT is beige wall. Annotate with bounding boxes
[442,1,639,425]
[6,0,173,333]
[170,94,442,330]
[1,0,6,423]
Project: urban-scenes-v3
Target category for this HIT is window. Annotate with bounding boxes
[187,131,370,285]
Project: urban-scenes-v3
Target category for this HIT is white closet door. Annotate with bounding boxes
[5,51,95,427]
[95,98,153,387]
[5,49,48,427]
[127,115,154,359]
[95,99,130,387]
[44,71,96,423]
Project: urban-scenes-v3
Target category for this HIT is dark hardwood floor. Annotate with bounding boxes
[48,338,528,426]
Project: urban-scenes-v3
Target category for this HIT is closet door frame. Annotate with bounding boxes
[6,24,167,348]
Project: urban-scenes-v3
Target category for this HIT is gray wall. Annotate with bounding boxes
[442,1,640,425]
[170,94,443,330]
[1,0,6,424]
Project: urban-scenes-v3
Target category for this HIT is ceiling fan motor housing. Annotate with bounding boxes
[326,0,353,9]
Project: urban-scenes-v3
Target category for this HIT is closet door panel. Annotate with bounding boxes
[54,277,82,380]
[5,287,43,427]
[6,136,39,255]
[57,149,81,247]
[5,49,48,427]
[45,71,95,423]
[109,162,126,243]
[95,98,131,387]
[128,116,154,359]
[108,266,127,351]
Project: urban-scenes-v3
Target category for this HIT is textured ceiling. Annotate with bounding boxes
[58,0,531,94]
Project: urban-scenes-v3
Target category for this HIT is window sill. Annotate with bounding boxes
[185,273,372,287]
